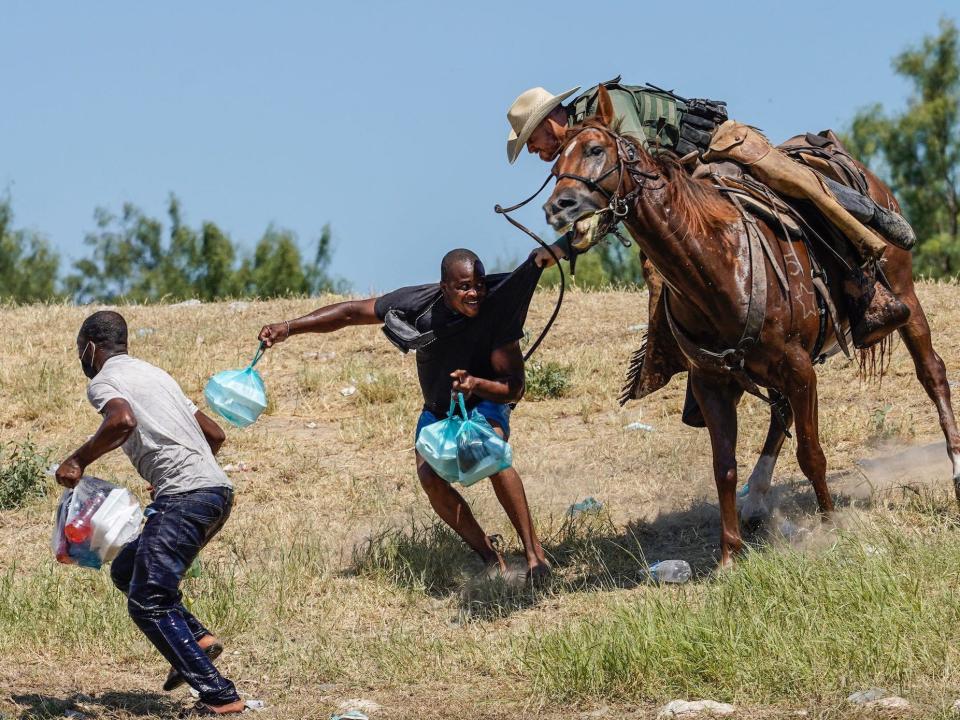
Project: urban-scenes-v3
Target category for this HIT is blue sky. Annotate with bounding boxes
[2,1,956,293]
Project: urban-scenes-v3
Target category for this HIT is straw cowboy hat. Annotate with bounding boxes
[506,85,580,164]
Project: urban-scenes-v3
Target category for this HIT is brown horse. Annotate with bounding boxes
[544,86,960,567]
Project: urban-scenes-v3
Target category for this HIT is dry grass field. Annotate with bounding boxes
[2,281,960,719]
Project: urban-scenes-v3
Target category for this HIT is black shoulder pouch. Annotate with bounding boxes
[381,309,437,353]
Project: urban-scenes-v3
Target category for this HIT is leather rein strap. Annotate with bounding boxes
[494,174,565,362]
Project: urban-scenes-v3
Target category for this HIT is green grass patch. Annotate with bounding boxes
[0,438,52,510]
[352,521,475,595]
[525,361,572,400]
[524,511,960,705]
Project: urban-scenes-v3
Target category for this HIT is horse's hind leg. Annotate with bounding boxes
[896,289,960,495]
[740,394,794,530]
[689,372,744,567]
[784,349,834,515]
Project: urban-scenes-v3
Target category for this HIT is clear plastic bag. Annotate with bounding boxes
[415,393,513,486]
[53,476,144,569]
[415,395,463,483]
[204,343,268,428]
[455,397,512,487]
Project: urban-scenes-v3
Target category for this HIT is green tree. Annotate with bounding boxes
[159,194,202,299]
[0,196,60,302]
[196,221,238,300]
[539,230,646,289]
[244,225,309,297]
[66,196,345,302]
[846,18,960,277]
[66,203,164,302]
[305,223,345,294]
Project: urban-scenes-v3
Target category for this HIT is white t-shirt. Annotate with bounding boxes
[87,354,232,497]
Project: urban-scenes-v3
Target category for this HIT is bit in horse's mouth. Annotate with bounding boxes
[559,211,612,251]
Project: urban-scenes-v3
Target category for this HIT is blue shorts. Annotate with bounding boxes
[415,400,511,444]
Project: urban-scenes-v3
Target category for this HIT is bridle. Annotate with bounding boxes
[552,124,664,227]
[492,123,662,361]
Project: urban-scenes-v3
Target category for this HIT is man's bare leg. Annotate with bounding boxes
[415,454,505,572]
[485,422,550,580]
[488,466,551,579]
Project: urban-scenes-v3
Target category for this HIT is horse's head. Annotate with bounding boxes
[543,86,635,251]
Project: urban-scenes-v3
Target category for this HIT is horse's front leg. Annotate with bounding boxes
[783,347,834,515]
[740,393,794,531]
[690,371,744,568]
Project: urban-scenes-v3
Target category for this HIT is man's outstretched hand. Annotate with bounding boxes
[55,456,84,489]
[258,322,289,348]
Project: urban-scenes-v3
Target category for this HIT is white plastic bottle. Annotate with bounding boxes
[648,560,692,584]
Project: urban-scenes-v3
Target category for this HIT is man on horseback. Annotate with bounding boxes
[507,78,916,350]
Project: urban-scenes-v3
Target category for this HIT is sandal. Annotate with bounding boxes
[164,641,224,692]
[178,701,246,717]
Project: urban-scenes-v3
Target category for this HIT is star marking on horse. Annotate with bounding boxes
[794,282,820,320]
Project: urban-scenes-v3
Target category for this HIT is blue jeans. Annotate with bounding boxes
[110,487,239,705]
[415,400,512,443]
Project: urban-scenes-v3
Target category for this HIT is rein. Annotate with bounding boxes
[493,126,662,360]
[494,174,565,362]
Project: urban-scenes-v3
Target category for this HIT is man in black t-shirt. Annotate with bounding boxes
[258,249,551,581]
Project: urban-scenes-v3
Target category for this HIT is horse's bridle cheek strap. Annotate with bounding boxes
[554,126,661,219]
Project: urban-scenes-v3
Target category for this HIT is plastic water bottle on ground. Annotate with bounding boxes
[648,560,692,584]
[567,497,603,516]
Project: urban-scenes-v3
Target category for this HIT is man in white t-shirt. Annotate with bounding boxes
[56,311,245,716]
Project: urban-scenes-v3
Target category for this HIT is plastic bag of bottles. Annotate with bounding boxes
[416,393,513,486]
[415,395,464,483]
[454,396,512,486]
[204,342,268,428]
[52,476,144,569]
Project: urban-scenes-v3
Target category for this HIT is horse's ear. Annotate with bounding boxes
[595,85,615,127]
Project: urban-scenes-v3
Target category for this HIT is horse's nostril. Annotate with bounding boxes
[557,196,578,210]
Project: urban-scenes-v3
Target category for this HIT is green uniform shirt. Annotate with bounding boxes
[568,83,684,152]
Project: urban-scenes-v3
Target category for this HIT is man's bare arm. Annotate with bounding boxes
[56,398,138,488]
[450,341,525,404]
[258,298,381,347]
[194,410,226,456]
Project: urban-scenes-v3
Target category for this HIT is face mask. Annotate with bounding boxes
[79,341,98,379]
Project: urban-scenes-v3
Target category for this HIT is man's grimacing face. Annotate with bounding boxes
[441,260,487,318]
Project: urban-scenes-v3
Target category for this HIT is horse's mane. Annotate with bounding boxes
[653,152,739,239]
[576,118,739,239]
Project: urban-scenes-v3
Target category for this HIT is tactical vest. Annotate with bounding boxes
[568,77,727,156]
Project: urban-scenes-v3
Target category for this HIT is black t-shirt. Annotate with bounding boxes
[374,256,543,415]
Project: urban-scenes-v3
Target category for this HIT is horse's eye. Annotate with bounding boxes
[589,146,605,157]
